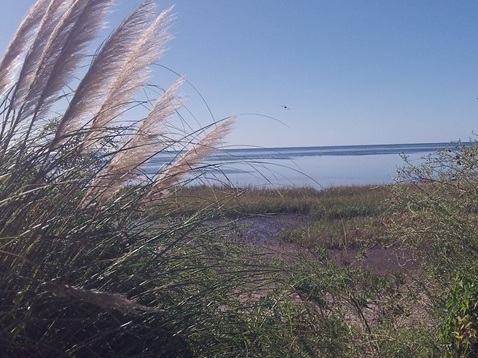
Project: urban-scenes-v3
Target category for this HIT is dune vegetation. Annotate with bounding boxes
[1,0,478,357]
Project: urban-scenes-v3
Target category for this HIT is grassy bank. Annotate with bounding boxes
[165,177,478,357]
[168,184,392,249]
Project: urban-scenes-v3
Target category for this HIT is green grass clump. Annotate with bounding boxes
[171,185,391,249]
[0,2,288,356]
[280,215,386,249]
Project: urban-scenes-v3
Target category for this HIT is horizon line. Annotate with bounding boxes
[225,140,473,151]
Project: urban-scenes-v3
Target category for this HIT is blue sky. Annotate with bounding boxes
[1,1,478,147]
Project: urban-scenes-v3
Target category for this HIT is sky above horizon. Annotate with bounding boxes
[1,1,478,148]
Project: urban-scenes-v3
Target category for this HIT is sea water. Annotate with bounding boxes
[145,142,467,188]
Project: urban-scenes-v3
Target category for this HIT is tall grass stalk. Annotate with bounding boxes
[0,1,256,356]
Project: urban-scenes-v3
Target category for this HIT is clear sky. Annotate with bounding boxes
[1,1,478,148]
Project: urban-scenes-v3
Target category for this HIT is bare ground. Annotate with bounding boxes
[224,213,418,275]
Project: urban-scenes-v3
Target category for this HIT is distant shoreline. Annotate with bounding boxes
[225,140,472,152]
[148,141,476,189]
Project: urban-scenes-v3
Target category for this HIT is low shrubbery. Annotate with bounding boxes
[389,142,478,357]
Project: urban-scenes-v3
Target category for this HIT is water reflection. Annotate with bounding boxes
[198,153,425,188]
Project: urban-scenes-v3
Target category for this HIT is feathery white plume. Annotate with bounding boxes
[1,0,235,208]
[44,282,161,314]
[19,0,114,123]
[85,80,183,201]
[144,117,235,202]
[11,0,71,113]
[82,6,174,150]
[0,0,50,99]
[54,0,159,143]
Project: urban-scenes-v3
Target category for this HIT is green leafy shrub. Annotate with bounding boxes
[389,141,478,356]
[443,275,478,356]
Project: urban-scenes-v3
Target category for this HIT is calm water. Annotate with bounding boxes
[146,142,466,188]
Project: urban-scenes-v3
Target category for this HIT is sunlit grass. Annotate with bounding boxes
[168,184,391,248]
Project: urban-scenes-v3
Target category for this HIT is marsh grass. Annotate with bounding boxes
[164,182,454,356]
[168,185,389,216]
[169,184,391,248]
